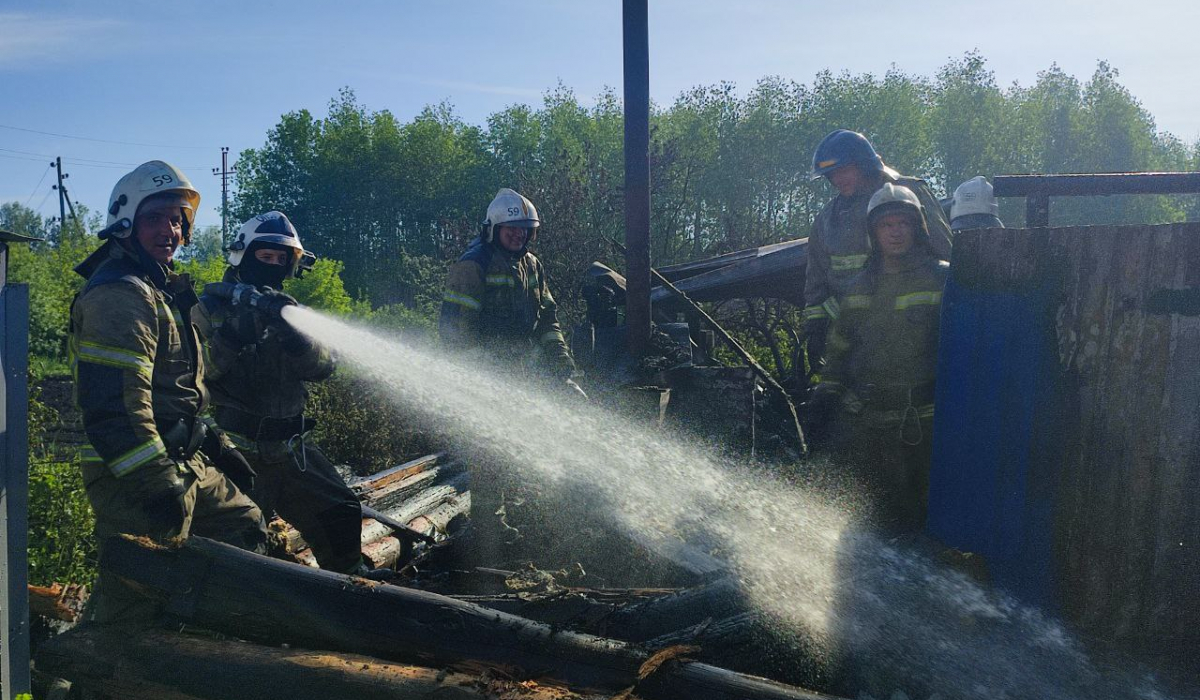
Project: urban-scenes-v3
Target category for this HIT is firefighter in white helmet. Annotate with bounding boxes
[807,182,949,534]
[71,161,267,623]
[440,188,579,389]
[950,176,1004,231]
[194,212,390,579]
[440,189,581,560]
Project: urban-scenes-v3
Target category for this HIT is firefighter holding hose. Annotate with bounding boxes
[195,212,389,579]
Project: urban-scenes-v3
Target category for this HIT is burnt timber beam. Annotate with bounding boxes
[99,535,838,700]
[38,625,608,700]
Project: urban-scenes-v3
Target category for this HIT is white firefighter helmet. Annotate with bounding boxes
[867,182,929,253]
[103,160,200,242]
[951,176,999,220]
[483,188,540,243]
[227,211,307,277]
[867,182,923,221]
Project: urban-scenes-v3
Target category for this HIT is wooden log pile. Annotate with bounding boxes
[275,452,469,570]
[39,626,611,700]
[36,535,839,700]
[30,452,842,697]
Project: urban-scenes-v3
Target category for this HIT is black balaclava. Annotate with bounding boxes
[238,242,293,289]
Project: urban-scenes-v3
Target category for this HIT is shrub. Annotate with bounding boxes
[27,381,96,586]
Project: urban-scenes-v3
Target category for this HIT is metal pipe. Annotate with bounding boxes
[609,236,808,456]
[623,0,651,357]
[994,172,1200,197]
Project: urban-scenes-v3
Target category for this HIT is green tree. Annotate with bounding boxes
[284,257,358,314]
[175,224,225,264]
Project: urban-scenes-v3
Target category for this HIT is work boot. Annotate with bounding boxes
[348,560,395,582]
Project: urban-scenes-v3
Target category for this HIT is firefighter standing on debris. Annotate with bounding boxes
[802,130,952,371]
[71,161,268,623]
[808,183,949,533]
[439,188,582,396]
[195,212,388,579]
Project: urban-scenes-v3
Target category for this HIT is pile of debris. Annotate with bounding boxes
[30,453,841,699]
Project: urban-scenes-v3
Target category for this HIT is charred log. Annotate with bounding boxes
[100,535,839,700]
[603,576,745,641]
[37,624,608,700]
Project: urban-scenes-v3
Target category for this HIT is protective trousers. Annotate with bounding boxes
[828,412,933,534]
[83,455,267,624]
[242,437,364,574]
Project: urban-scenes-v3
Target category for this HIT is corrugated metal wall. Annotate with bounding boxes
[928,223,1200,649]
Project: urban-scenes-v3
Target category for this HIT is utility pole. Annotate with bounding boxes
[623,0,651,357]
[52,157,72,238]
[213,147,232,240]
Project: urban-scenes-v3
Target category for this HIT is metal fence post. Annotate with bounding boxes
[0,231,33,700]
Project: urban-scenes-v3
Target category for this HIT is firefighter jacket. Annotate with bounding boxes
[70,240,209,481]
[821,250,949,423]
[803,176,952,330]
[439,237,574,377]
[194,268,335,439]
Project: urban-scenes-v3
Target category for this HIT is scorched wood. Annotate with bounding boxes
[37,624,609,700]
[100,535,840,700]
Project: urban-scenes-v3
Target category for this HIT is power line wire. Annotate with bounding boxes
[0,149,209,172]
[0,123,215,150]
[24,163,52,207]
[0,152,51,165]
[2,146,152,167]
[34,186,54,214]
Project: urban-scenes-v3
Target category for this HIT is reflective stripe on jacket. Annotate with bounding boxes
[439,237,572,373]
[70,241,207,479]
[193,267,335,430]
[803,176,952,324]
[822,254,949,414]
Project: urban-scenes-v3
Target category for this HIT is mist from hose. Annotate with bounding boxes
[281,305,1181,700]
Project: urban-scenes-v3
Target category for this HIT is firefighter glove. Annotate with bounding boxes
[217,306,263,347]
[228,282,261,307]
[126,462,189,531]
[272,319,316,356]
[202,426,257,495]
[804,382,843,427]
[251,288,298,321]
[216,447,257,495]
[803,317,831,374]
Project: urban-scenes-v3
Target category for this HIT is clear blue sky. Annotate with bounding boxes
[3,0,1198,230]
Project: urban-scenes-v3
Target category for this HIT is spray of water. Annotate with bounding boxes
[283,306,1185,700]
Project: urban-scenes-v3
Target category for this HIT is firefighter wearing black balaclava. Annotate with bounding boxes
[71,161,268,623]
[439,188,581,395]
[807,183,949,534]
[195,211,387,578]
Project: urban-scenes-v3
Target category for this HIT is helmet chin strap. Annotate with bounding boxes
[120,236,170,287]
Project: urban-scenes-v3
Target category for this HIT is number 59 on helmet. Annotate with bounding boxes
[99,160,201,242]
